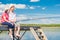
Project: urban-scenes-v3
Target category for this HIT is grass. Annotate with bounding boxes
[20,24,60,27]
[0,23,60,27]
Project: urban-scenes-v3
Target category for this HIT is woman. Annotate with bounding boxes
[1,9,14,38]
[8,5,20,37]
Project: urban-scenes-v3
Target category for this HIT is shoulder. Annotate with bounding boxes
[2,12,6,15]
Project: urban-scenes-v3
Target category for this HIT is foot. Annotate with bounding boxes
[10,35,13,39]
[9,33,13,39]
[15,34,20,37]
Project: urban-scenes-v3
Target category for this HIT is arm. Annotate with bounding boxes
[9,14,16,23]
[3,16,10,22]
[10,18,16,23]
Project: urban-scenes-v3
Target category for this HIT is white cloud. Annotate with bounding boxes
[0,4,9,9]
[19,18,60,24]
[42,7,46,10]
[0,2,2,4]
[16,15,28,21]
[37,19,60,24]
[28,6,40,9]
[9,4,27,9]
[0,4,27,13]
[0,3,41,10]
[0,4,11,13]
[30,0,40,2]
[55,4,60,6]
[37,6,40,7]
[29,6,35,9]
[0,4,26,10]
[16,14,60,24]
[15,4,26,9]
[0,10,3,13]
[18,15,28,20]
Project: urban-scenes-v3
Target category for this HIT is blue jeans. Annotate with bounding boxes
[2,22,15,29]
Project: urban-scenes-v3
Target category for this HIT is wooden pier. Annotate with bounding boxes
[0,25,48,40]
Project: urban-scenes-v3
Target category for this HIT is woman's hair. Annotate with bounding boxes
[9,5,15,12]
[4,9,8,13]
[10,5,15,9]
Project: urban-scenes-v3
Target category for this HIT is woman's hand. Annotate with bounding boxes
[10,18,16,23]
[9,20,16,23]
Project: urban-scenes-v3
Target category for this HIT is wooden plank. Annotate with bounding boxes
[0,25,40,31]
[0,25,8,31]
[30,27,40,40]
[38,29,48,40]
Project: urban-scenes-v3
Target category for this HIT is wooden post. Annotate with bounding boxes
[37,29,48,40]
[12,28,15,40]
[30,27,40,40]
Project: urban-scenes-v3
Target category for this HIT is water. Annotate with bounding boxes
[0,27,60,40]
[42,27,60,40]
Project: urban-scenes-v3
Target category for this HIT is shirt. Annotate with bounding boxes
[1,12,9,22]
[9,12,16,21]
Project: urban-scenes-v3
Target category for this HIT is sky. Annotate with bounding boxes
[0,0,60,24]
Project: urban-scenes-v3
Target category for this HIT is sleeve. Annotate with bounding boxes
[14,14,16,18]
[2,13,6,17]
[12,13,16,20]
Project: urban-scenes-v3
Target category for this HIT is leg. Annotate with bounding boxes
[8,24,15,38]
[16,26,20,35]
[2,22,15,38]
[15,23,20,37]
[9,28,13,38]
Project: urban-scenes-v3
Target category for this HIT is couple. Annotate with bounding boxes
[1,5,20,38]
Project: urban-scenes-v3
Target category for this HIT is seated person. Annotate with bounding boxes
[1,9,15,38]
[8,5,20,37]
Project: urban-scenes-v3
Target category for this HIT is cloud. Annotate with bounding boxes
[0,4,11,13]
[55,4,60,6]
[42,7,46,10]
[39,19,60,24]
[0,4,26,10]
[37,6,40,8]
[0,3,41,10]
[30,0,40,2]
[18,15,28,20]
[16,14,28,21]
[0,2,2,4]
[28,6,40,9]
[18,18,60,24]
[0,10,3,13]
[29,6,35,9]
[16,14,60,24]
[0,4,27,13]
[15,4,26,9]
[0,4,9,9]
[9,4,27,9]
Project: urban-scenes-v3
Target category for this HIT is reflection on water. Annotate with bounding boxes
[42,27,60,40]
[0,27,60,40]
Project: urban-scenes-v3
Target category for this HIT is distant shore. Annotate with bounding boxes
[20,24,60,27]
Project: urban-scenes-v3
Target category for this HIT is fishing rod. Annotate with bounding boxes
[16,16,60,22]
